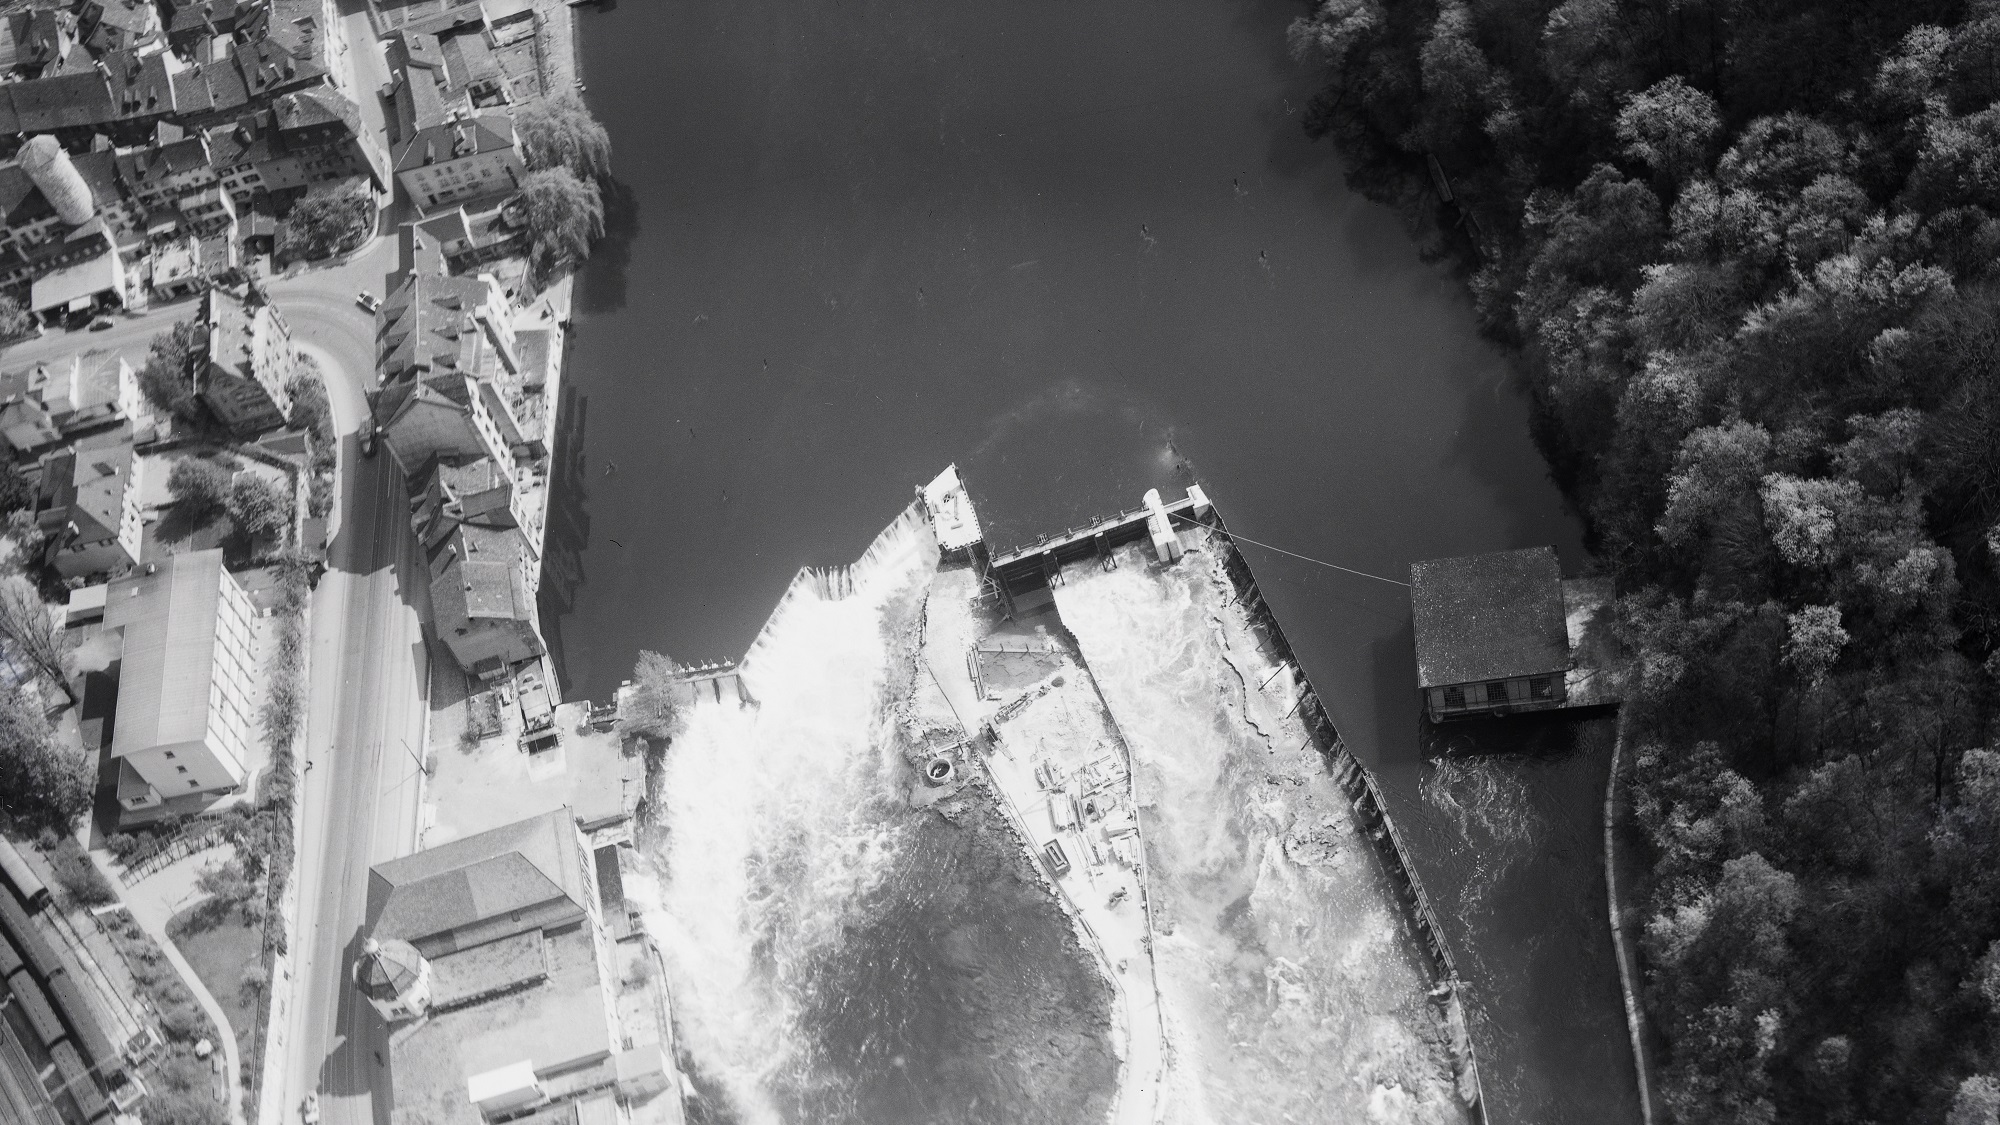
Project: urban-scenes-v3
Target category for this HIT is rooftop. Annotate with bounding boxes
[366,806,589,947]
[102,548,237,768]
[428,699,642,847]
[1408,546,1571,687]
[390,920,615,1125]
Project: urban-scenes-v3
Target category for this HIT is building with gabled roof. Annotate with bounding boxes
[393,112,521,215]
[427,521,541,679]
[371,270,518,474]
[33,431,142,580]
[367,807,589,954]
[362,807,684,1125]
[197,283,297,435]
[104,548,260,819]
[76,0,163,57]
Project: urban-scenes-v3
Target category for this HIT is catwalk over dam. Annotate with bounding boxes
[629,468,1479,1125]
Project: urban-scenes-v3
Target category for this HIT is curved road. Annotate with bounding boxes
[265,246,434,1125]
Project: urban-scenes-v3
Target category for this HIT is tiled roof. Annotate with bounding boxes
[9,71,114,132]
[392,115,513,172]
[430,523,530,623]
[115,135,211,192]
[367,807,586,946]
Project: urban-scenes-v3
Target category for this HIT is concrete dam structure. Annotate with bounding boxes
[636,467,1484,1125]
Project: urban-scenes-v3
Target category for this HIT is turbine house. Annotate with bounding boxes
[1410,546,1571,721]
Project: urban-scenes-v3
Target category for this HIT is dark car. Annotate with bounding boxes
[88,317,114,331]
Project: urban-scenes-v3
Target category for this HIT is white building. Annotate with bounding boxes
[107,549,260,819]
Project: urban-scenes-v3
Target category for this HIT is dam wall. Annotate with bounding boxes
[1187,502,1486,1117]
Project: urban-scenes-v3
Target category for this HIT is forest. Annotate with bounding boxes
[1287,0,2000,1121]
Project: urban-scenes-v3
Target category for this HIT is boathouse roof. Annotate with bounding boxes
[1410,546,1569,687]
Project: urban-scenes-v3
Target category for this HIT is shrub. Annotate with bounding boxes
[141,1087,227,1125]
[48,837,113,907]
[158,1000,203,1042]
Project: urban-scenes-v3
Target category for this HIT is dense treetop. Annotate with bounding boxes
[1290,0,2000,1120]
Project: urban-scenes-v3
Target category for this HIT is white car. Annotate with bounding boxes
[301,1092,320,1125]
[356,291,380,314]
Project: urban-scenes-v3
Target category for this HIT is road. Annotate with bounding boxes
[13,9,434,1123]
[262,8,441,1122]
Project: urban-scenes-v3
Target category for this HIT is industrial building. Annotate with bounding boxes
[104,548,261,820]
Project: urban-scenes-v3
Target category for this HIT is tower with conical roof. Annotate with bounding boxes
[18,135,94,227]
[354,937,433,1022]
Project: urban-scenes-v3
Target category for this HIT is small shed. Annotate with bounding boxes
[1410,547,1570,721]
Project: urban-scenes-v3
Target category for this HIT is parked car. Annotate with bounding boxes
[301,1092,320,1125]
[356,291,380,314]
[358,423,377,458]
[87,317,113,331]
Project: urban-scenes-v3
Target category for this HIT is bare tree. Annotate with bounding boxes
[0,576,72,707]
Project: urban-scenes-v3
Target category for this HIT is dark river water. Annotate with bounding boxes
[543,0,1641,1120]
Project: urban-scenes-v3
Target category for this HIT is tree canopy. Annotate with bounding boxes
[0,681,91,828]
[136,320,205,425]
[166,457,234,524]
[227,474,291,542]
[515,167,605,285]
[515,92,613,182]
[276,182,374,263]
[1291,0,2000,1119]
[619,650,682,743]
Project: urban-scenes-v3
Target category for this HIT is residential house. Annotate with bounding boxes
[197,284,297,435]
[427,520,541,678]
[370,270,519,473]
[33,434,142,580]
[360,808,683,1125]
[0,350,133,454]
[104,548,259,819]
[410,203,525,273]
[392,112,520,215]
[76,0,163,57]
[2,8,79,80]
[205,92,383,206]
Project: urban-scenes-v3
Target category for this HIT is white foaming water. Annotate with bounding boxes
[636,511,937,1124]
[1055,544,1462,1125]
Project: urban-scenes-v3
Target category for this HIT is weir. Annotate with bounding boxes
[642,469,1486,1124]
[955,477,1488,1122]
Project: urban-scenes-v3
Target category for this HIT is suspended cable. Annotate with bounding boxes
[1171,512,1410,588]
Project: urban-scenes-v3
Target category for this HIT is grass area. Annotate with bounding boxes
[166,906,265,1062]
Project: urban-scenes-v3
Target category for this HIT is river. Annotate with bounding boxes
[543,0,1639,1120]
